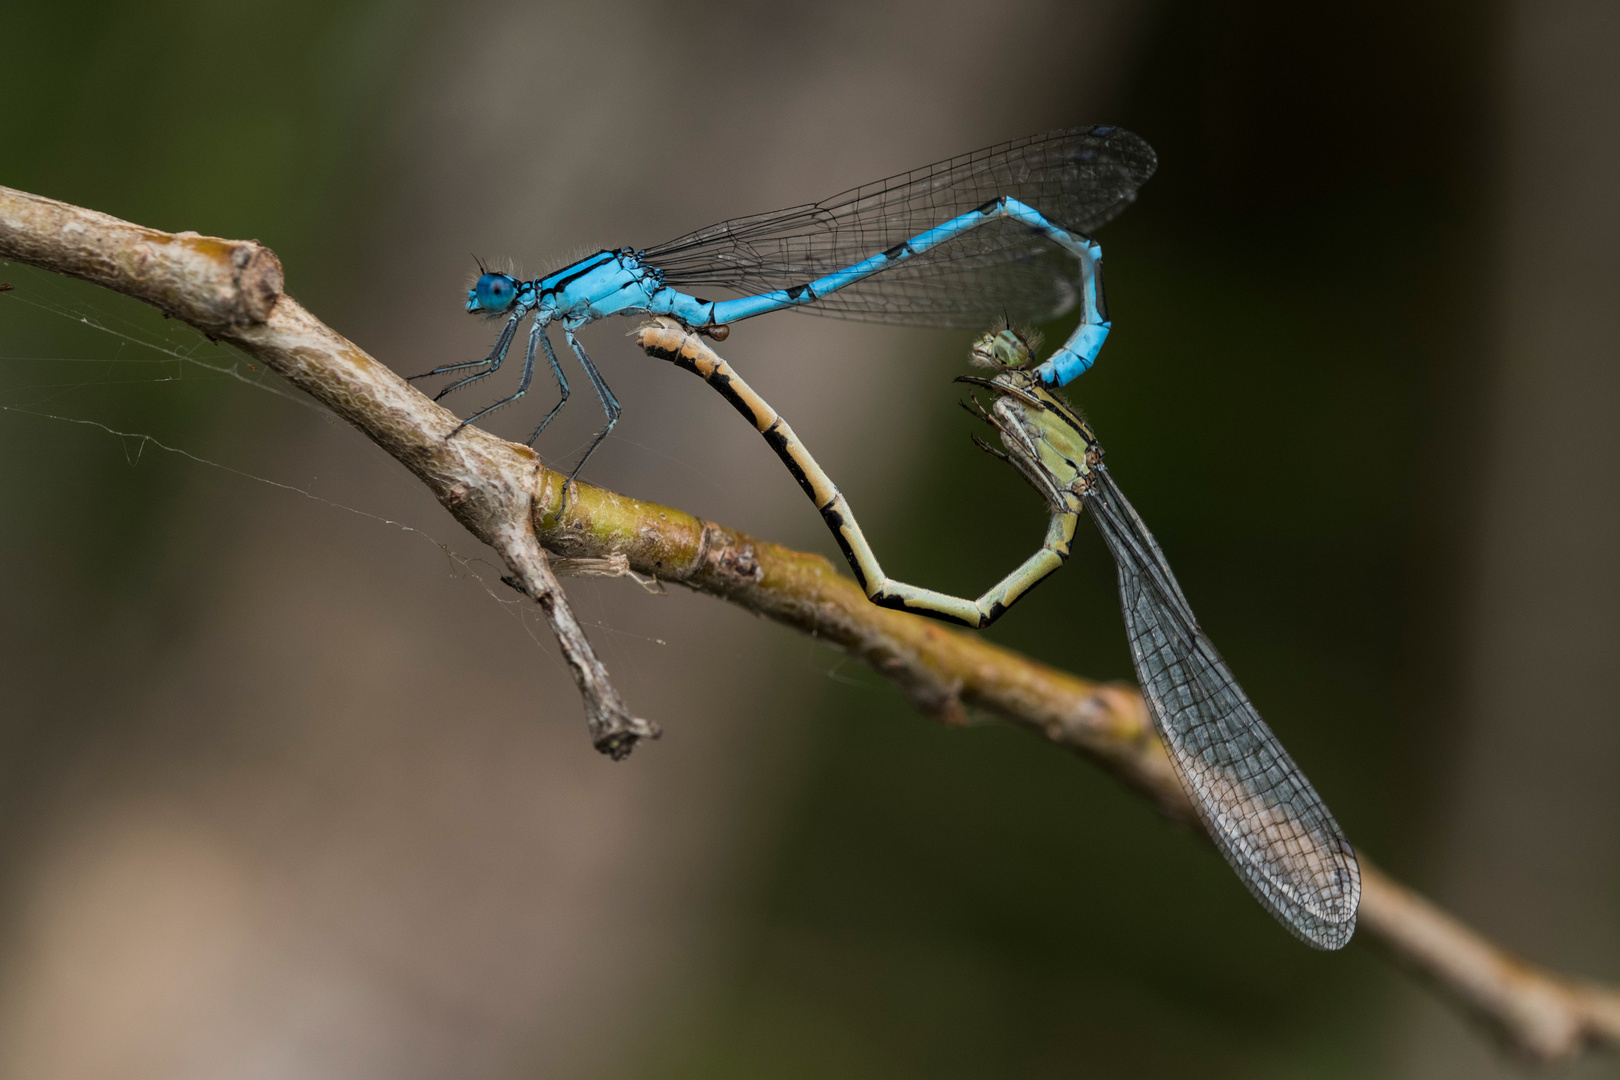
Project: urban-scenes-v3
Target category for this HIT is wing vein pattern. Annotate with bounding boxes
[1085,470,1361,949]
[644,126,1157,328]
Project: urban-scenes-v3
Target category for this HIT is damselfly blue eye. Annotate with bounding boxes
[473,273,518,313]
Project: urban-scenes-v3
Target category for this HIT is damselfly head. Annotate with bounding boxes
[467,272,520,315]
[969,325,1043,370]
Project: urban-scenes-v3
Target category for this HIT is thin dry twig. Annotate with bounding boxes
[2,184,1616,1065]
[0,185,657,758]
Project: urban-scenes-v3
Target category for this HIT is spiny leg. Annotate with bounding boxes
[407,355,495,383]
[408,309,524,399]
[406,352,496,383]
[447,311,543,437]
[638,321,1080,628]
[435,313,524,402]
[524,323,571,446]
[558,326,622,491]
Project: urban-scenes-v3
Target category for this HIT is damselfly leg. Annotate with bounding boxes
[408,308,524,400]
[524,323,571,446]
[442,314,542,438]
[559,325,622,490]
[410,314,615,497]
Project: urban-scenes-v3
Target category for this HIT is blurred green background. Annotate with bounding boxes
[2,2,1617,1077]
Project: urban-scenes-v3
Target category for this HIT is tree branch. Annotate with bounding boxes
[0,184,657,757]
[3,183,1616,1064]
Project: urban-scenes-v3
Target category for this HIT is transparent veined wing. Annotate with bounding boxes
[642,126,1157,328]
[1084,470,1362,949]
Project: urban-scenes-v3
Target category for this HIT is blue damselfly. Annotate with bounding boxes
[413,125,1154,482]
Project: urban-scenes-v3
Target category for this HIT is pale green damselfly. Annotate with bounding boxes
[639,319,1360,950]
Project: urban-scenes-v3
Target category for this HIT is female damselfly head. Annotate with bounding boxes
[969,325,1043,370]
[467,272,520,314]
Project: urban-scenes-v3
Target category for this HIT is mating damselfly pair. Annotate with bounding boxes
[414,127,1361,950]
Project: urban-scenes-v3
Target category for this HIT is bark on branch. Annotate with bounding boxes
[2,183,1616,1065]
[0,184,658,757]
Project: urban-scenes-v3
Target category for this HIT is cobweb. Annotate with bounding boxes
[0,260,659,662]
